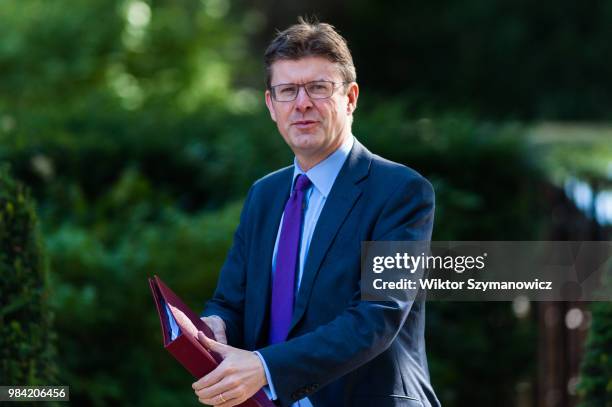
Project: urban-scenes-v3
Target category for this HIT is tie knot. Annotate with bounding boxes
[293,174,312,192]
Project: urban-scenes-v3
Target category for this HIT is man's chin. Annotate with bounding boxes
[289,132,321,149]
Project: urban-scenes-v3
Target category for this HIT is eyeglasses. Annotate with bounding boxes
[269,80,348,102]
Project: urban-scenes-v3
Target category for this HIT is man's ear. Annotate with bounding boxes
[346,82,359,116]
[265,90,277,122]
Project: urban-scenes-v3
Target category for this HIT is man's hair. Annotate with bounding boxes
[264,17,357,89]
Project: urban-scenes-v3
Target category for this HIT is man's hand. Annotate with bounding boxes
[192,332,267,406]
[200,315,227,345]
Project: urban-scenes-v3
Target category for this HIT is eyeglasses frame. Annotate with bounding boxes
[269,80,351,102]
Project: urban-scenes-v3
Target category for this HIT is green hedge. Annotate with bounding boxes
[0,166,56,385]
[578,302,612,406]
[45,201,242,405]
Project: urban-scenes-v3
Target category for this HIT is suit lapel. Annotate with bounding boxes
[289,141,372,332]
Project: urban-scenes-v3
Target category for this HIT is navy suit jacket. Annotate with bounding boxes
[202,140,440,407]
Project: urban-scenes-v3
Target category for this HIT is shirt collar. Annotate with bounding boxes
[292,135,355,198]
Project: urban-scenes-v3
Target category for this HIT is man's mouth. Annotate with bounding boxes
[292,120,318,128]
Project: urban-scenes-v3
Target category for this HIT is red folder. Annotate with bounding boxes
[149,275,275,407]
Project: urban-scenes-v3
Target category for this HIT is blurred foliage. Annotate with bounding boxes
[355,103,545,240]
[527,123,612,184]
[0,0,557,406]
[254,0,612,120]
[0,0,260,113]
[0,166,57,386]
[578,301,612,407]
[44,202,242,405]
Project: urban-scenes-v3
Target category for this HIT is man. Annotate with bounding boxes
[193,18,440,407]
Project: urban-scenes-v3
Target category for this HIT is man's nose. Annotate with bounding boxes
[294,86,313,112]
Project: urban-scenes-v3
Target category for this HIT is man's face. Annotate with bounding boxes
[265,56,358,169]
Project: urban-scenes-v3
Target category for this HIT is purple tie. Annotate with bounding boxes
[269,174,312,344]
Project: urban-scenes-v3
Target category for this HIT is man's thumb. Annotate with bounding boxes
[197,331,227,354]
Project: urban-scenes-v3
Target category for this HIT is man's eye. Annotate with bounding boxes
[308,83,331,94]
[279,86,296,94]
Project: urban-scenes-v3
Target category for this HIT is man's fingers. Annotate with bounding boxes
[195,376,241,404]
[214,329,228,345]
[209,323,227,345]
[192,334,239,391]
[197,394,240,407]
[192,364,224,391]
[201,316,228,345]
[215,393,245,407]
[197,331,233,357]
[199,385,245,407]
[194,375,234,399]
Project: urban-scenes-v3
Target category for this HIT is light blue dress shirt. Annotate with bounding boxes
[254,136,354,407]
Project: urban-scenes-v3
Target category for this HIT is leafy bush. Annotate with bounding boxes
[578,302,612,406]
[45,199,242,405]
[0,166,56,385]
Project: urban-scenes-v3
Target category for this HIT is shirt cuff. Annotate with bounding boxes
[254,351,278,401]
